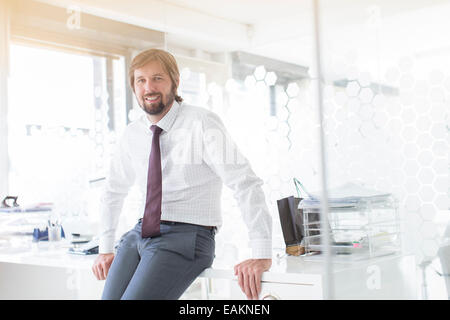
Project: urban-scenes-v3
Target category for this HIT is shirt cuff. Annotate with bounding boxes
[250,239,273,259]
[99,236,116,254]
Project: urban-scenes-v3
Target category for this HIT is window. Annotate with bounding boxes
[7,43,127,221]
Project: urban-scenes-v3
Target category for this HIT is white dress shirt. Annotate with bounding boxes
[98,101,272,259]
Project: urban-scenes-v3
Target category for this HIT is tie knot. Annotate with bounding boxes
[150,125,162,136]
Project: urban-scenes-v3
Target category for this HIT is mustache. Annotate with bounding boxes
[143,93,161,98]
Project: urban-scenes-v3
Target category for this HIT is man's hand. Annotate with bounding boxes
[234,258,272,300]
[92,253,115,280]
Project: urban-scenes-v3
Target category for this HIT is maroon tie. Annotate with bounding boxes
[142,125,163,238]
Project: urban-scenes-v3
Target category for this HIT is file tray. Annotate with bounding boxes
[299,193,401,261]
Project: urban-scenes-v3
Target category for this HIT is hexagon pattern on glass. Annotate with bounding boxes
[286,82,300,98]
[232,55,449,266]
[319,57,447,266]
[345,80,360,97]
[253,65,266,81]
[265,71,277,86]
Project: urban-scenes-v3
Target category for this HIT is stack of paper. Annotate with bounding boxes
[299,182,392,209]
[0,202,53,213]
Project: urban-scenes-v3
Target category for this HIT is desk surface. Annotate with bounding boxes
[0,240,411,285]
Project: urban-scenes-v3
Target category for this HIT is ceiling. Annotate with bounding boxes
[164,0,308,25]
[36,0,450,81]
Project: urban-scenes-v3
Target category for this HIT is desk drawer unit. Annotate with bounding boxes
[229,279,322,300]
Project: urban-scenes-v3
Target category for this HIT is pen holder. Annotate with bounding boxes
[48,224,62,242]
[32,226,65,242]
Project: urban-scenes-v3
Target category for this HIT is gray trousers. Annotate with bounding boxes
[101,219,215,300]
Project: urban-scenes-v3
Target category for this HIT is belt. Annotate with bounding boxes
[160,220,215,230]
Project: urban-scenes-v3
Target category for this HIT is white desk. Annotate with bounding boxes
[203,252,417,300]
[0,240,417,300]
[0,242,103,299]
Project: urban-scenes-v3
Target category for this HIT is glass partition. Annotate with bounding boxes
[2,0,449,300]
[317,0,449,299]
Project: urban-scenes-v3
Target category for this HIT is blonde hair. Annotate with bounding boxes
[129,48,183,103]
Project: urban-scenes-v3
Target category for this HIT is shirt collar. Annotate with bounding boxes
[142,101,181,133]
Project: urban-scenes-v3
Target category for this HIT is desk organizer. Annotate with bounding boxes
[299,194,401,261]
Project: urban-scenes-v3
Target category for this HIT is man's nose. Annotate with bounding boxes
[143,80,157,93]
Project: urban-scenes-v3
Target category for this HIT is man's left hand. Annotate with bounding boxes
[234,258,272,300]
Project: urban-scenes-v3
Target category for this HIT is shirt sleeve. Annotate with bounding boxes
[201,111,272,259]
[98,130,136,254]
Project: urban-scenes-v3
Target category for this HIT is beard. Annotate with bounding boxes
[139,90,176,116]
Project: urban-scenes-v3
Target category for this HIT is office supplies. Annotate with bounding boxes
[1,196,19,208]
[48,224,62,242]
[70,233,91,244]
[0,200,53,213]
[68,239,99,255]
[299,182,401,260]
[276,178,308,256]
[32,225,65,242]
[299,182,391,208]
[32,228,48,242]
[277,196,304,256]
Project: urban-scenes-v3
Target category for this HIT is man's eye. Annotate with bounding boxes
[137,79,144,83]
[154,77,162,81]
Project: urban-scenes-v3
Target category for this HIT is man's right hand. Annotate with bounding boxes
[92,253,115,280]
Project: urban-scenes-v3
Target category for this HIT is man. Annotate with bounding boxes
[92,48,272,300]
